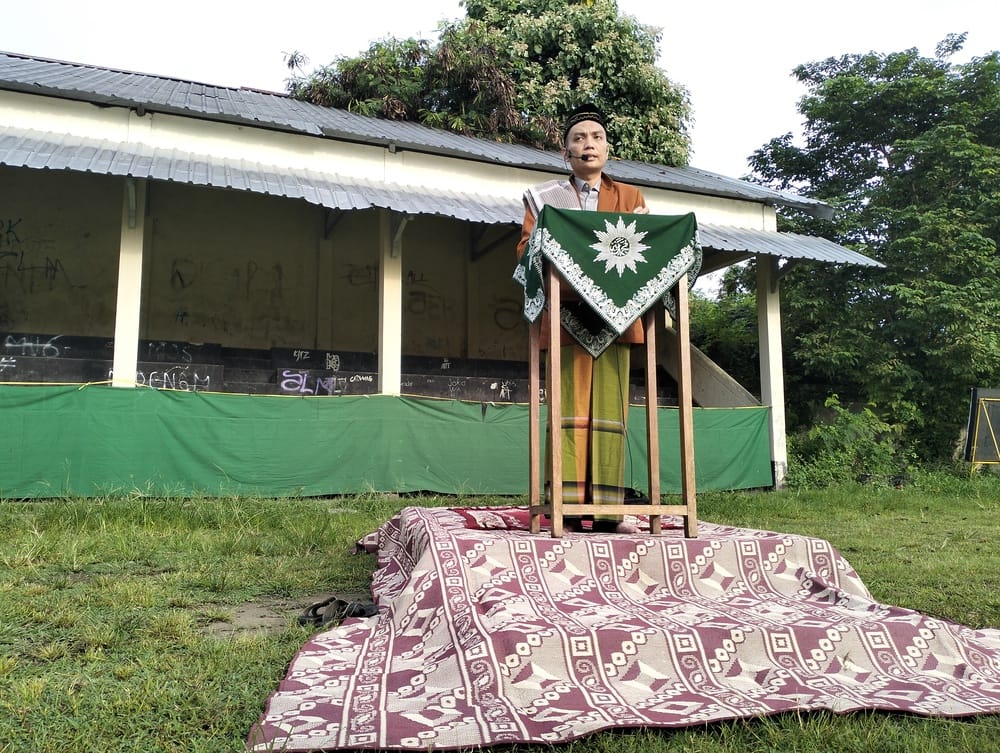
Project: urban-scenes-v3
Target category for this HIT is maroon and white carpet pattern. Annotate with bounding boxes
[249,507,1000,750]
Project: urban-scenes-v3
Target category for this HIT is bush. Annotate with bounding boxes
[786,395,912,488]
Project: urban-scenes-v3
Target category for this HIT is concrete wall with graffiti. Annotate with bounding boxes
[0,167,121,337]
[1,165,526,364]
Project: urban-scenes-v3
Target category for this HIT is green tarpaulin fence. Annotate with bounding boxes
[0,384,773,498]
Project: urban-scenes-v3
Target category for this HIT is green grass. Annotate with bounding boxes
[0,477,997,752]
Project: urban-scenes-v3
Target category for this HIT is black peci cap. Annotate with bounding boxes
[562,103,607,142]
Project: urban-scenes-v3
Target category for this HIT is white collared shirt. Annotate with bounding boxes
[572,176,600,211]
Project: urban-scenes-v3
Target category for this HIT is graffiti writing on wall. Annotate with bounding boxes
[0,250,75,293]
[0,218,79,293]
[144,341,194,363]
[170,258,198,290]
[279,369,375,396]
[3,218,21,245]
[4,334,67,358]
[108,366,211,391]
[492,296,523,331]
[170,258,286,310]
[281,370,340,396]
[274,352,344,371]
[446,377,468,398]
[342,263,377,288]
[407,288,455,321]
[491,380,515,401]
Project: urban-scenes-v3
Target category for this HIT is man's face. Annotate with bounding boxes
[564,119,609,173]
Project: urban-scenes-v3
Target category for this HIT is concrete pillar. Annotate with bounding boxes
[110,177,147,388]
[756,256,788,488]
[377,209,403,395]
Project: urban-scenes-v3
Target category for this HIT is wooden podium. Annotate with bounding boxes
[524,228,699,539]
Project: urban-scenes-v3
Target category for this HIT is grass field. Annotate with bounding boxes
[1,474,997,752]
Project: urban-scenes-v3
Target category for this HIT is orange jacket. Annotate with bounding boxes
[516,174,648,345]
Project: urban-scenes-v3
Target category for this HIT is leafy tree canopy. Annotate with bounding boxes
[747,34,1000,461]
[286,0,691,164]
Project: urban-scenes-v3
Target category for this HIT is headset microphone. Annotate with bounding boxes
[566,149,591,161]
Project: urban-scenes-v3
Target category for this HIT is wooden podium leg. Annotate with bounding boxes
[643,308,662,535]
[528,320,542,534]
[675,275,698,538]
[547,264,563,538]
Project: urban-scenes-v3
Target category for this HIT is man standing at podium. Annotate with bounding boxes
[517,103,648,534]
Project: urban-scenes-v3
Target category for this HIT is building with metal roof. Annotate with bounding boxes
[0,52,828,211]
[0,49,880,492]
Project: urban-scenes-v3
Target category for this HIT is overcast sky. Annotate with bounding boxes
[2,1,997,177]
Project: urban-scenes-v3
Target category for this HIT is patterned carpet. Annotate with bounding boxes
[249,506,1000,751]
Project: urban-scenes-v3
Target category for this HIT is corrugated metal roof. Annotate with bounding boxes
[0,126,521,224]
[0,50,832,218]
[699,224,882,268]
[0,126,881,268]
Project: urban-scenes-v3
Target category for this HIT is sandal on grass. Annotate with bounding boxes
[297,596,378,627]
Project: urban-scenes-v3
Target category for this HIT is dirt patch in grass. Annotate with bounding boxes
[203,592,372,637]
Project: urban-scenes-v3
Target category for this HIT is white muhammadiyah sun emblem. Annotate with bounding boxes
[590,216,650,276]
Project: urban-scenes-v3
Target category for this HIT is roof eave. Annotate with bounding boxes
[0,50,836,219]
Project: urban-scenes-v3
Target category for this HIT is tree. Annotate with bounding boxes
[286,0,691,165]
[748,35,1000,461]
[689,290,760,398]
